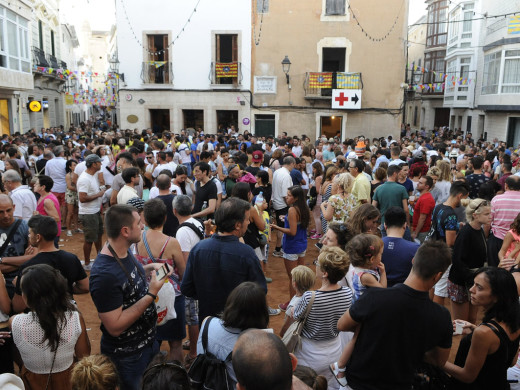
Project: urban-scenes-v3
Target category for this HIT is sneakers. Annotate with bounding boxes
[265,276,273,283]
[272,250,284,258]
[278,301,290,312]
[268,307,281,316]
[83,264,92,271]
[66,230,73,237]
[75,229,84,233]
[310,233,322,240]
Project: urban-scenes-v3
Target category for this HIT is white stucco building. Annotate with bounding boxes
[474,0,520,145]
[0,0,33,135]
[116,0,252,132]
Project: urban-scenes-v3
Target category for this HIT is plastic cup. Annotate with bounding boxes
[454,320,465,335]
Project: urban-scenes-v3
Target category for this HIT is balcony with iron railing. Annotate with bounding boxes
[32,46,49,67]
[303,72,362,99]
[209,62,242,86]
[46,54,59,68]
[140,61,173,85]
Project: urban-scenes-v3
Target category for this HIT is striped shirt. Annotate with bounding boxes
[491,191,520,240]
[294,287,353,341]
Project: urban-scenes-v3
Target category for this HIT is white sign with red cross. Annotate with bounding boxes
[331,89,362,110]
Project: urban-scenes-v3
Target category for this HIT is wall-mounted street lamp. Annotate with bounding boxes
[281,55,291,84]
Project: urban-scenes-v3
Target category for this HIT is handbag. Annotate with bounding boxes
[142,232,177,325]
[282,291,316,353]
[412,362,451,390]
[188,317,234,390]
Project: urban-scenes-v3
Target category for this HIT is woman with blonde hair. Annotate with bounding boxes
[434,160,452,204]
[427,166,442,203]
[71,355,119,390]
[293,246,352,389]
[448,198,491,323]
[348,204,381,236]
[320,165,339,235]
[320,173,356,225]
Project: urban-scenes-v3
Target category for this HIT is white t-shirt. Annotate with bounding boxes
[197,142,214,153]
[178,144,192,164]
[149,185,175,199]
[153,163,173,178]
[176,217,204,253]
[272,167,292,210]
[77,171,102,214]
[74,161,87,177]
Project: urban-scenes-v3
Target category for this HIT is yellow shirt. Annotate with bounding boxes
[351,173,371,206]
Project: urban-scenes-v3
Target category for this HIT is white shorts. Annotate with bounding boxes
[434,265,451,298]
[283,250,306,261]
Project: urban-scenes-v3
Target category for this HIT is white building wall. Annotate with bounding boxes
[116,0,251,90]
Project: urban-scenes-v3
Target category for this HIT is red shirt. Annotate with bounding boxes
[413,192,435,232]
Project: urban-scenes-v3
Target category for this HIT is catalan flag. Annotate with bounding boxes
[508,15,520,35]
[216,62,238,78]
[336,72,361,89]
[308,72,333,88]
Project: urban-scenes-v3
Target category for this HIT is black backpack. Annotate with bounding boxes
[177,220,205,241]
[188,317,234,390]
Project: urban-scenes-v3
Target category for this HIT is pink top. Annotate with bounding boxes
[491,191,520,240]
[505,229,520,259]
[36,193,61,236]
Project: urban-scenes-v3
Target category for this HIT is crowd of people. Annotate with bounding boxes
[0,124,517,389]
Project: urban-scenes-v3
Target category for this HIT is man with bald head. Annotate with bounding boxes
[233,329,293,390]
[0,194,36,297]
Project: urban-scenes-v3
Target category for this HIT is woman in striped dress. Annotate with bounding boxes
[293,246,352,390]
[320,166,339,235]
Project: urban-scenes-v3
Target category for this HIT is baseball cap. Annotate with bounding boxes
[252,150,264,162]
[0,374,24,390]
[85,154,102,165]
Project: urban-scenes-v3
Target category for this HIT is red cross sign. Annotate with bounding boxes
[334,92,349,106]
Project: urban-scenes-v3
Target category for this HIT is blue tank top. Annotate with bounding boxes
[282,212,308,254]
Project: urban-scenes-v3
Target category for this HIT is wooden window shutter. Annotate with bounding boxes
[163,35,169,83]
[147,35,155,61]
[216,35,221,62]
[232,35,238,62]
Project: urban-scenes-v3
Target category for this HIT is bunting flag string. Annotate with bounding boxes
[407,63,473,86]
[33,65,120,81]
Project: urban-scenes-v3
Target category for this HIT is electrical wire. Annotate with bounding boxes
[348,0,405,42]
[409,10,520,27]
[253,0,265,46]
[119,0,201,56]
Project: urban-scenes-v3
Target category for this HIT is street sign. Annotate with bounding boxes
[28,101,41,112]
[331,89,362,110]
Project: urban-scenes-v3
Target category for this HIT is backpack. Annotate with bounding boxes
[188,317,234,390]
[177,220,204,241]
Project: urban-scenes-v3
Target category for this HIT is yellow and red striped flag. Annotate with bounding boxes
[216,63,238,78]
[309,72,333,88]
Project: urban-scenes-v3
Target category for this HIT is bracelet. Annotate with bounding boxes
[146,292,157,301]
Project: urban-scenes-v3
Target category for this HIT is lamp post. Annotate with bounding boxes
[108,54,120,126]
[281,55,291,84]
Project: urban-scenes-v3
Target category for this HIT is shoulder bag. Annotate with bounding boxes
[282,291,316,353]
[188,317,234,390]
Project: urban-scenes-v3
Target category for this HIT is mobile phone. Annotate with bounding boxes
[315,242,323,250]
[156,263,170,281]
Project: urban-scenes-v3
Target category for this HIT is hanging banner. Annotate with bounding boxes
[215,62,238,78]
[336,72,361,89]
[308,72,333,88]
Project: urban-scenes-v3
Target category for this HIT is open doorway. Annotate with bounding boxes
[183,109,204,129]
[215,34,238,85]
[217,110,238,130]
[507,117,520,148]
[149,109,170,134]
[320,115,342,139]
[0,99,9,135]
[321,47,345,96]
